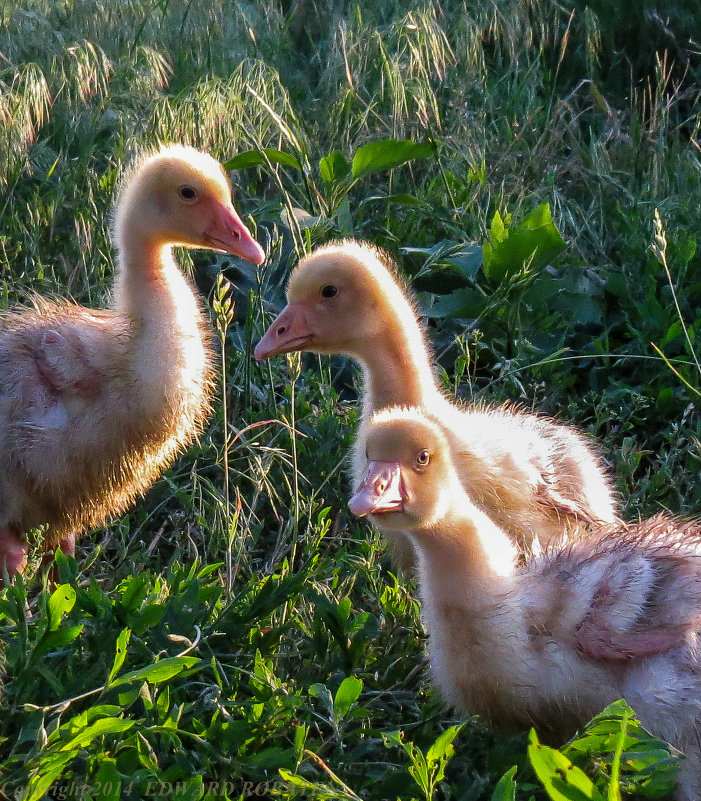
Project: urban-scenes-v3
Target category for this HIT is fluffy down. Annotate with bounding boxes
[0,144,265,574]
[256,239,618,567]
[350,406,701,801]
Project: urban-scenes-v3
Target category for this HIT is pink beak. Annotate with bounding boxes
[348,461,405,517]
[254,302,314,360]
[206,201,265,265]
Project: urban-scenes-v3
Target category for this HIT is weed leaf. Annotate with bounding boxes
[491,766,518,801]
[47,584,76,631]
[483,203,565,281]
[108,656,201,688]
[528,730,604,800]
[333,676,362,719]
[107,628,132,686]
[351,139,432,179]
[319,150,350,183]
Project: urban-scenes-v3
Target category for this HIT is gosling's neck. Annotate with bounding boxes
[353,295,442,415]
[412,501,519,608]
[112,238,200,327]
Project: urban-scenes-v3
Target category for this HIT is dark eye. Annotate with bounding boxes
[416,450,430,468]
[179,185,198,201]
[321,284,338,299]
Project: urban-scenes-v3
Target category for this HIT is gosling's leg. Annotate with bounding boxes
[0,525,28,579]
[58,532,76,558]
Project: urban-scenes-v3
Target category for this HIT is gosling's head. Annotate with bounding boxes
[254,239,407,359]
[348,407,457,532]
[113,144,265,264]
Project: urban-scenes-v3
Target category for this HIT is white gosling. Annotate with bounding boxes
[349,406,701,801]
[256,240,618,569]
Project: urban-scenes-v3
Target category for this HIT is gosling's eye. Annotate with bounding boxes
[416,450,430,468]
[321,284,338,299]
[179,185,198,202]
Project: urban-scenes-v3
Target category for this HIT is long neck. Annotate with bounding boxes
[110,239,208,415]
[414,498,536,724]
[354,292,442,417]
[413,500,519,614]
[112,241,201,329]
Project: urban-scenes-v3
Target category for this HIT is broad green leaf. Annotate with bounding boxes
[483,203,565,282]
[337,596,352,622]
[309,682,334,717]
[107,628,131,686]
[336,197,353,235]
[491,766,518,801]
[351,139,432,179]
[661,320,683,348]
[131,602,166,634]
[249,746,293,769]
[562,699,681,796]
[490,210,509,243]
[592,700,639,721]
[427,287,484,319]
[32,625,84,662]
[552,293,603,326]
[117,687,141,707]
[606,272,628,297]
[54,547,78,583]
[528,730,604,801]
[225,148,302,171]
[197,562,225,579]
[136,730,158,771]
[408,753,431,794]
[522,203,555,228]
[109,656,201,688]
[155,684,170,720]
[119,572,151,612]
[92,758,123,801]
[426,723,463,763]
[48,584,76,631]
[24,763,69,801]
[46,705,122,743]
[334,676,362,720]
[58,717,135,751]
[382,729,414,758]
[294,722,308,757]
[444,245,484,279]
[169,775,203,801]
[319,150,350,183]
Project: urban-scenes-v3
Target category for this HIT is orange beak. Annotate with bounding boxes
[348,461,405,518]
[205,201,265,265]
[254,302,314,360]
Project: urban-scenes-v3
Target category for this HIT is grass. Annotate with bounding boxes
[0,0,699,798]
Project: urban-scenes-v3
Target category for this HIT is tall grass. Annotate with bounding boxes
[0,0,699,798]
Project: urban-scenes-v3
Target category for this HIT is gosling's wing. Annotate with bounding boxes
[0,303,118,398]
[535,481,600,525]
[576,617,691,662]
[572,533,701,663]
[36,327,103,393]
